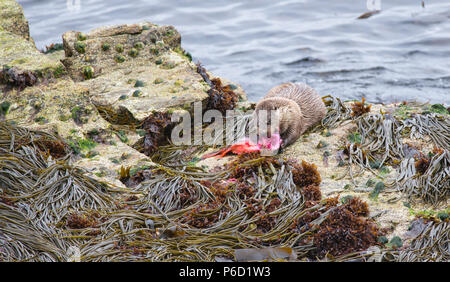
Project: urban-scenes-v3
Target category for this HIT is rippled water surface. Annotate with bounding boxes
[18,0,450,104]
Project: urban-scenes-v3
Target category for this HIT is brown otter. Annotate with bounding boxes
[254,82,327,148]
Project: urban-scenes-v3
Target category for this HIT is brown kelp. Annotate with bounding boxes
[320,97,448,203]
[401,113,450,150]
[132,111,175,157]
[0,121,124,261]
[394,150,449,205]
[396,217,449,262]
[292,196,382,259]
[196,63,239,114]
[0,203,66,262]
[354,113,404,167]
[321,95,352,128]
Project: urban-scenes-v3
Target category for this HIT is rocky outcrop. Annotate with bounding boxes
[0,1,245,186]
[0,1,447,261]
[0,0,33,41]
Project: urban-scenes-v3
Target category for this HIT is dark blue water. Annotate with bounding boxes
[18,0,450,104]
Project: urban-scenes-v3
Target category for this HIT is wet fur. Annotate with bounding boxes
[254,83,327,148]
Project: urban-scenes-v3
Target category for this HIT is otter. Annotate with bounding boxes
[253,82,327,148]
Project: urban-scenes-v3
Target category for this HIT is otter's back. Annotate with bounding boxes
[263,82,326,130]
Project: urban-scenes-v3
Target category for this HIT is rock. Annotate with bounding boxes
[61,22,210,122]
[0,0,33,42]
[0,1,65,87]
[0,4,235,187]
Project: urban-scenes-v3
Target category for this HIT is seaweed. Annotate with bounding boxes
[43,43,64,54]
[0,121,69,159]
[351,97,372,117]
[321,95,352,128]
[401,113,449,150]
[0,203,66,262]
[289,160,322,188]
[133,111,175,156]
[394,150,449,205]
[396,219,449,262]
[196,63,239,114]
[0,66,37,90]
[294,196,382,259]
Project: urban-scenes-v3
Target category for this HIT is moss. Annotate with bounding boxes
[155,58,163,65]
[119,94,128,100]
[71,106,89,125]
[377,236,388,244]
[161,61,175,69]
[316,140,328,148]
[34,116,47,124]
[58,114,71,122]
[86,150,99,159]
[77,138,97,151]
[365,178,376,187]
[52,65,66,78]
[321,129,332,137]
[369,182,385,200]
[136,129,146,136]
[437,211,449,221]
[394,104,413,119]
[129,165,151,176]
[388,236,403,249]
[347,132,361,144]
[174,46,192,62]
[369,160,381,169]
[430,104,448,115]
[43,43,64,54]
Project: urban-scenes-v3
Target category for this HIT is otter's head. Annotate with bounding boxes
[253,97,302,139]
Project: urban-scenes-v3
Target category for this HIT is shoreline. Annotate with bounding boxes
[0,0,448,262]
